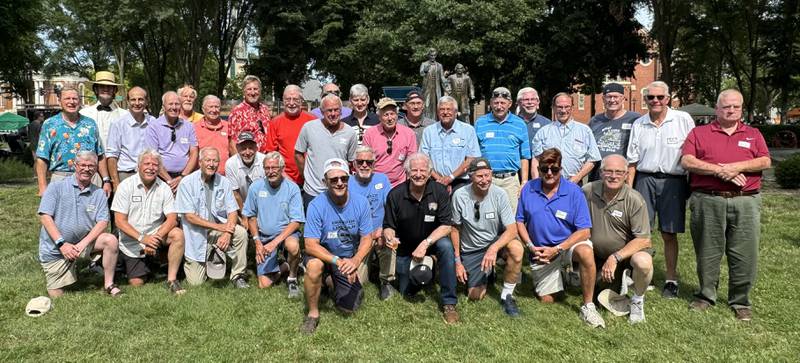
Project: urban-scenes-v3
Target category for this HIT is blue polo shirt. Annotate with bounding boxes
[515,177,592,247]
[38,175,109,262]
[242,178,305,241]
[531,119,601,178]
[475,113,531,173]
[348,173,390,231]
[420,120,481,180]
[304,192,373,258]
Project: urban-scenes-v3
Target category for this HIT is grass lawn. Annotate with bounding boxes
[1,184,799,361]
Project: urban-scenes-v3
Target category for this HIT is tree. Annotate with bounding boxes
[211,0,256,96]
[0,0,44,104]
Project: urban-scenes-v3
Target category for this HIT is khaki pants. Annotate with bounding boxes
[184,225,248,285]
[492,176,521,214]
[40,241,96,290]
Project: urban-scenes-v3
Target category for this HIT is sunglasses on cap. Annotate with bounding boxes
[327,175,349,185]
[646,95,667,101]
[538,165,561,174]
[492,90,512,100]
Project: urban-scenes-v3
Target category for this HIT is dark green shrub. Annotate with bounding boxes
[775,154,800,189]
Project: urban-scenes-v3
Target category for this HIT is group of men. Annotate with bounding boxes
[34,72,769,334]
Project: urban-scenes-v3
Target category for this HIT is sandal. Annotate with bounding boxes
[105,284,124,297]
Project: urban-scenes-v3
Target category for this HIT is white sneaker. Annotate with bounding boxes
[620,268,633,295]
[629,298,645,324]
[580,303,606,328]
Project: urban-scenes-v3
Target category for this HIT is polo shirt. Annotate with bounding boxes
[384,180,453,257]
[80,102,128,149]
[36,113,104,172]
[294,120,358,196]
[228,101,272,153]
[589,111,640,158]
[225,152,266,199]
[348,173,391,231]
[475,112,531,173]
[304,192,372,258]
[363,124,417,187]
[105,112,154,172]
[194,118,231,175]
[342,112,380,144]
[265,111,317,184]
[581,181,650,260]
[682,121,769,192]
[398,116,435,145]
[174,171,239,262]
[242,177,305,241]
[111,174,176,258]
[452,184,515,253]
[515,177,592,247]
[145,116,198,174]
[523,113,553,151]
[532,119,601,177]
[420,120,481,181]
[626,108,695,175]
[37,175,109,262]
[185,112,204,123]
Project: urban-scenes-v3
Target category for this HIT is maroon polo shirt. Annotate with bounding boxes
[682,121,769,192]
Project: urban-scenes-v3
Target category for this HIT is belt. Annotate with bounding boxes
[118,170,135,174]
[696,190,759,198]
[493,171,517,179]
[639,171,684,179]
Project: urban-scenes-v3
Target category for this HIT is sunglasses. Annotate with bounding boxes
[245,175,253,186]
[474,202,480,221]
[170,127,176,142]
[327,175,349,185]
[538,165,561,174]
[386,139,393,155]
[492,91,511,100]
[257,119,265,135]
[355,159,375,166]
[646,95,667,101]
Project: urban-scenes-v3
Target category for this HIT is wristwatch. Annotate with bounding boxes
[424,238,433,247]
[137,232,145,243]
[555,245,564,255]
[55,237,65,248]
[612,252,622,263]
[102,177,112,184]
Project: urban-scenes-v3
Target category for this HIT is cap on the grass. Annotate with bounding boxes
[409,256,434,286]
[25,296,52,317]
[206,246,227,280]
[597,288,630,316]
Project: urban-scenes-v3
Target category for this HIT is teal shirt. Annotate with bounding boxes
[36,113,104,172]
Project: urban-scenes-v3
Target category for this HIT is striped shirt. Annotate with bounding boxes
[475,113,531,173]
[532,119,601,178]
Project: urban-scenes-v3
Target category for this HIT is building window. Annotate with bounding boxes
[640,89,647,110]
[578,93,585,111]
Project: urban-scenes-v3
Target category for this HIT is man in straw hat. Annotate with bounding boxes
[80,71,127,153]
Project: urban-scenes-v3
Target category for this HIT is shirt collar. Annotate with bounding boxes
[590,180,628,204]
[531,177,570,198]
[709,120,744,134]
[403,179,434,201]
[127,112,151,127]
[437,120,457,134]
[491,112,510,124]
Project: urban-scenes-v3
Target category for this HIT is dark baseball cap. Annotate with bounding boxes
[405,90,423,103]
[468,158,493,173]
[237,131,256,144]
[603,83,625,95]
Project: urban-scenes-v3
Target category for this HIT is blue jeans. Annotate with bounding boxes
[395,237,458,306]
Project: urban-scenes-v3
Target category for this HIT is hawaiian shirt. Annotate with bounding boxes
[36,113,104,172]
[228,101,272,153]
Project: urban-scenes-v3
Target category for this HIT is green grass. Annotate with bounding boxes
[2,185,799,361]
[0,157,33,182]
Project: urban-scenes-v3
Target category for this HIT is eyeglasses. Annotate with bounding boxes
[492,91,511,100]
[555,105,572,110]
[602,169,627,177]
[473,201,480,221]
[282,97,302,103]
[75,163,97,170]
[327,175,349,185]
[646,95,667,101]
[355,159,375,166]
[538,165,561,174]
[386,139,393,155]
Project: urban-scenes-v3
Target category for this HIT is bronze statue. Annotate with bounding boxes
[446,63,475,122]
[419,48,448,120]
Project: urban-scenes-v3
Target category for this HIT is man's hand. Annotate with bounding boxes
[385,237,400,251]
[144,246,157,256]
[215,223,235,234]
[254,241,266,264]
[141,234,162,250]
[102,183,112,197]
[730,173,747,187]
[337,258,358,275]
[455,262,467,284]
[216,233,232,251]
[412,240,429,261]
[481,246,498,273]
[533,246,559,264]
[601,256,618,283]
[716,163,740,181]
[263,240,280,256]
[167,176,182,193]
[569,175,581,184]
[59,242,80,261]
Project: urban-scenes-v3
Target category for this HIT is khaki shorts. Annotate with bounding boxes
[40,241,96,290]
[531,240,592,296]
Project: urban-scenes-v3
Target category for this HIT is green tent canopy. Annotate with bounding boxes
[0,112,29,134]
[678,103,716,117]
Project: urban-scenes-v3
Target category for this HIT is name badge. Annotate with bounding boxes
[132,196,142,202]
[339,138,348,144]
[532,122,540,128]
[327,231,338,239]
[375,183,384,190]
[452,137,462,145]
[221,132,227,136]
[666,137,679,144]
[555,210,567,219]
[485,132,495,138]
[621,123,632,130]
[258,190,268,198]
[738,141,751,149]
[485,212,496,219]
[86,204,96,213]
[424,215,435,222]
[180,137,189,144]
[611,210,623,218]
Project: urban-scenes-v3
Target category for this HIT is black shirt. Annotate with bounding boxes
[342,112,380,143]
[384,180,453,256]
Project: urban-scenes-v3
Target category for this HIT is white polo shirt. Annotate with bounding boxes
[626,108,695,175]
[111,174,175,258]
[225,152,266,199]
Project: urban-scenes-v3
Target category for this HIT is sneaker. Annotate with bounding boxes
[734,308,752,322]
[580,303,606,328]
[232,276,250,289]
[299,316,319,334]
[167,280,186,295]
[379,282,396,301]
[689,298,712,312]
[287,279,300,299]
[442,304,459,324]
[662,281,679,299]
[629,299,645,324]
[620,269,633,296]
[501,297,520,318]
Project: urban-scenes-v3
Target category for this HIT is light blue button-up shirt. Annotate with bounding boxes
[105,112,154,172]
[174,170,240,262]
[531,119,601,177]
[420,120,481,180]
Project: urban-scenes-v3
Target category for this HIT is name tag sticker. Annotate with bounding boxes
[485,132,495,138]
[258,191,268,198]
[132,196,142,202]
[375,183,384,190]
[180,137,189,144]
[424,215,435,222]
[327,231,338,239]
[339,138,348,144]
[622,123,632,130]
[532,122,540,128]
[611,210,623,218]
[667,137,679,144]
[452,137,462,145]
[485,212,496,219]
[86,204,96,213]
[555,210,567,219]
[221,132,227,136]
[738,141,751,149]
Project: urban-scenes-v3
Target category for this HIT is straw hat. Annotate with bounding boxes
[90,71,121,86]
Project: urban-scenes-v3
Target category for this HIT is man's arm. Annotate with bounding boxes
[520,158,530,184]
[107,157,121,191]
[537,228,591,262]
[76,220,110,253]
[35,158,49,196]
[530,157,539,180]
[570,161,595,183]
[626,163,637,186]
[181,146,199,176]
[294,151,306,176]
[489,222,519,251]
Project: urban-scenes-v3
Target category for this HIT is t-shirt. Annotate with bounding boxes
[515,177,592,247]
[304,192,373,258]
[348,173,391,231]
[581,181,650,260]
[265,111,317,184]
[384,180,453,256]
[589,111,640,158]
[362,124,418,187]
[242,178,305,241]
[294,120,358,196]
[452,184,515,253]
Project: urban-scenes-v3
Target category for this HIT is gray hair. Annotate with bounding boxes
[403,152,432,175]
[74,150,98,164]
[321,93,343,110]
[263,151,285,169]
[437,95,458,111]
[517,87,539,100]
[551,92,573,105]
[283,84,303,99]
[202,94,221,107]
[355,145,375,157]
[243,75,261,88]
[349,84,369,99]
[644,81,670,96]
[137,149,162,166]
[177,85,197,98]
[59,87,79,99]
[161,91,179,108]
[716,88,743,106]
[199,147,220,160]
[599,154,628,170]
